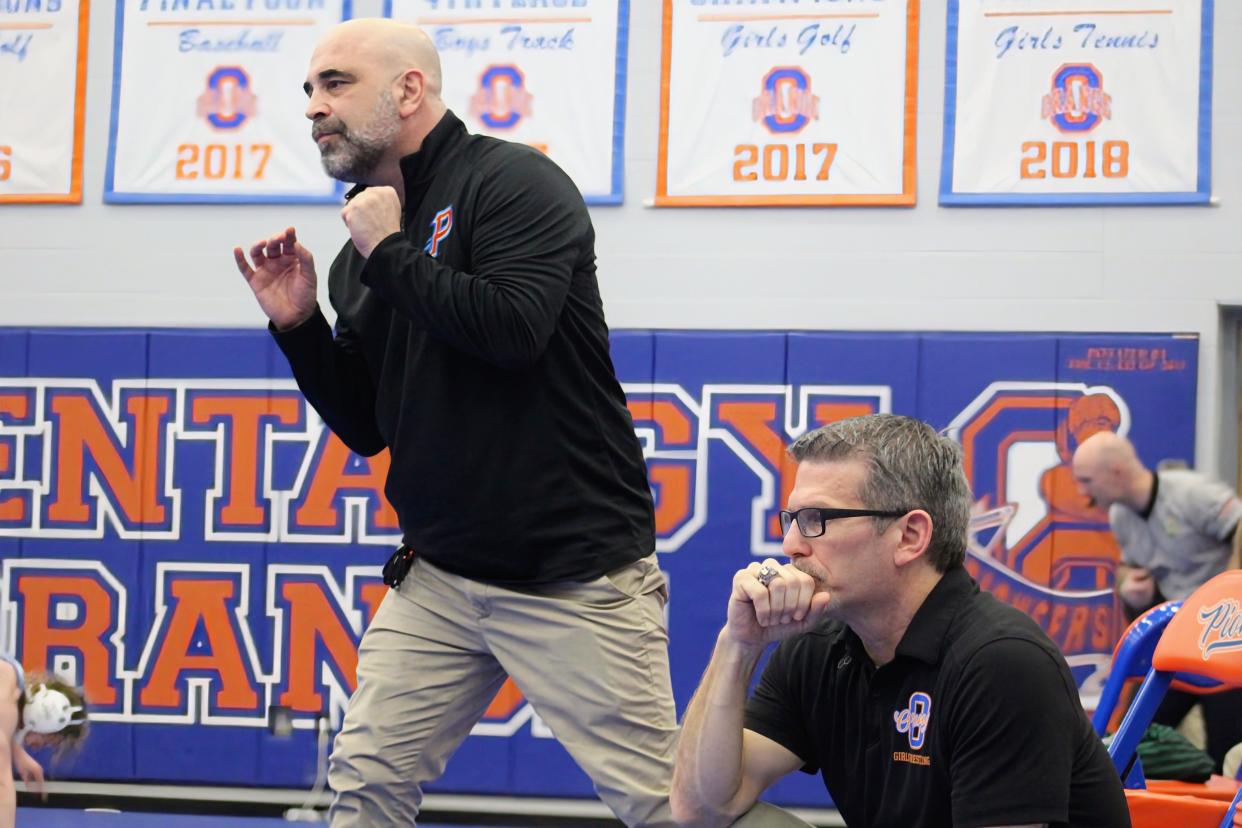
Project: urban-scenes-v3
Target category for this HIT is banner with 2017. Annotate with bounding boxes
[105,0,349,203]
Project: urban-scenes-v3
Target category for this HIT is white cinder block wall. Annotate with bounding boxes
[3,0,1240,477]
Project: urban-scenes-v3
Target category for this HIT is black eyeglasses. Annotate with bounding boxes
[779,507,911,539]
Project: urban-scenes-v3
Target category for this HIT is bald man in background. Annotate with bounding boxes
[1073,431,1242,771]
[233,20,676,826]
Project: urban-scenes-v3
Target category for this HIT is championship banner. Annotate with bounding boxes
[655,0,918,207]
[387,0,628,205]
[0,0,88,204]
[940,0,1213,205]
[104,0,350,204]
[0,328,1195,805]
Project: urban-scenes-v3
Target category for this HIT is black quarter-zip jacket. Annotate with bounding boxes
[272,111,655,584]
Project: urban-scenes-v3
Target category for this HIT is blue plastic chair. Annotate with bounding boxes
[1221,785,1241,828]
[1094,601,1182,736]
[1108,572,1242,784]
[1094,599,1226,737]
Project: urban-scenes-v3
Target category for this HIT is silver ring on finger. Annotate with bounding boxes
[757,563,780,587]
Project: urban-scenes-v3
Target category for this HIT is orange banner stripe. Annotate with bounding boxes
[984,9,1172,17]
[698,12,881,21]
[415,16,591,24]
[147,18,315,26]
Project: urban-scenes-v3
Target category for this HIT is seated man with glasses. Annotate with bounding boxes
[670,414,1129,828]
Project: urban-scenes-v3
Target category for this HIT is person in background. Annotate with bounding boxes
[1073,431,1242,772]
[1,653,88,828]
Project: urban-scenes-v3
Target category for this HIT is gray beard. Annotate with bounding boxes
[316,93,401,183]
[320,139,386,183]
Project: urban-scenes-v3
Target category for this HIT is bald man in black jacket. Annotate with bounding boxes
[234,19,673,827]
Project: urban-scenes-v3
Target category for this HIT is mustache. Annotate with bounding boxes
[312,118,346,140]
[790,559,825,584]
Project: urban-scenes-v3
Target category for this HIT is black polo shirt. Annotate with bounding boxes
[745,567,1130,828]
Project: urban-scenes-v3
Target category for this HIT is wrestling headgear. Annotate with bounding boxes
[23,684,86,735]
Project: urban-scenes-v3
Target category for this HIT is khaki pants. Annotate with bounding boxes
[733,803,816,827]
[328,554,677,827]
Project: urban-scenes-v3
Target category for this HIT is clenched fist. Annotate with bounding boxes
[1119,567,1156,611]
[341,186,402,258]
[723,558,831,649]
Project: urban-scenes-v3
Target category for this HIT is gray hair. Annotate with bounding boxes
[787,414,970,572]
